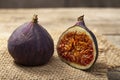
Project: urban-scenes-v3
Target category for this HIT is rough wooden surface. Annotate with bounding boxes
[0,8,120,80]
[0,0,120,8]
[0,8,120,47]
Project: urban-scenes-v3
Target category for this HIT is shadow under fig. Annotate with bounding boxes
[107,67,120,80]
[13,56,69,77]
[13,55,109,78]
[86,62,108,77]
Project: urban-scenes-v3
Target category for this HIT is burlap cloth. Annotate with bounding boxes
[0,31,120,80]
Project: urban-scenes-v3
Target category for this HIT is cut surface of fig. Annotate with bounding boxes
[57,16,98,70]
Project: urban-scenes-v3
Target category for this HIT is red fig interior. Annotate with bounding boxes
[57,26,96,69]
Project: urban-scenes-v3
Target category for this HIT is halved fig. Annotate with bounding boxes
[57,15,98,70]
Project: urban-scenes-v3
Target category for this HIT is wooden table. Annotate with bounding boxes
[0,8,120,80]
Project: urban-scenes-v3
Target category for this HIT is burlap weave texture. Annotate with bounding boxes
[0,32,120,80]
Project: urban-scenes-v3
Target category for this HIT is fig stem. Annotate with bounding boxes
[75,15,86,28]
[77,15,84,21]
[32,14,38,23]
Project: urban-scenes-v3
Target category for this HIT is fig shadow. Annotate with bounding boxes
[85,62,108,77]
[13,56,108,78]
[13,56,70,77]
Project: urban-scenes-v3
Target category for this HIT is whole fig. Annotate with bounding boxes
[57,15,98,70]
[8,15,54,66]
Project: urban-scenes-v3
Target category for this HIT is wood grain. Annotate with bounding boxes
[0,8,120,47]
[0,0,120,8]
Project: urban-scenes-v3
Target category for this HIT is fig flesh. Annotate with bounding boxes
[57,15,98,70]
[8,15,54,66]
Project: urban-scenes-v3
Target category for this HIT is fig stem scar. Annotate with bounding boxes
[32,14,38,23]
[77,15,84,21]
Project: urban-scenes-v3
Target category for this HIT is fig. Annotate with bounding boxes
[57,15,98,70]
[8,15,54,66]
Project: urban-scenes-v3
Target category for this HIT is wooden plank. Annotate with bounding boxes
[0,8,120,38]
[1,23,120,35]
[67,0,120,7]
[88,25,120,35]
[0,0,65,8]
[0,0,120,8]
[104,35,120,48]
[0,8,120,47]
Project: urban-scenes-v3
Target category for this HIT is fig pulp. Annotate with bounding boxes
[57,15,98,70]
[8,15,54,66]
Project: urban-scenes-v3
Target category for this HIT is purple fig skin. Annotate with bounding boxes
[8,15,54,66]
[74,15,98,70]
